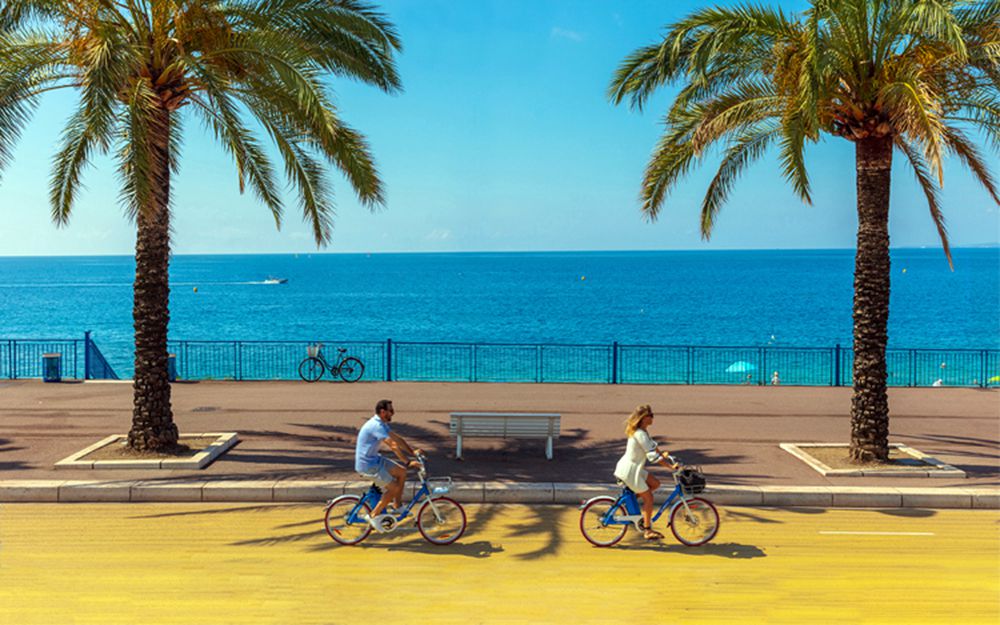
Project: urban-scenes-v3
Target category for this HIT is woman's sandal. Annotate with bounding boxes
[643,529,664,540]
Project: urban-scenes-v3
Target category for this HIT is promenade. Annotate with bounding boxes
[0,380,996,498]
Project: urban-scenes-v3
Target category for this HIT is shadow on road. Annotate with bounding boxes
[307,537,504,559]
[616,541,767,559]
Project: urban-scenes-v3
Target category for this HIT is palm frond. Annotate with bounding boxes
[940,123,1000,205]
[701,124,780,238]
[895,136,952,268]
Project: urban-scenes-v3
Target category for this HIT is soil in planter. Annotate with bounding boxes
[805,446,936,471]
[81,436,223,461]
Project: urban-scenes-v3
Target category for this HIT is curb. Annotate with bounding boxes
[0,480,996,509]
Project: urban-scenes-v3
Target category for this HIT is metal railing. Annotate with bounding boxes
[4,336,997,387]
[156,339,998,387]
[1,333,119,380]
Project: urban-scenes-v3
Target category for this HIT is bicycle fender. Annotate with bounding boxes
[579,495,615,509]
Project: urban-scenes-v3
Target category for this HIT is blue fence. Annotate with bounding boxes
[158,339,996,387]
[1,333,119,380]
[5,336,998,387]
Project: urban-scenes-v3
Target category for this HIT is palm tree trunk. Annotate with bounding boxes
[127,106,178,451]
[849,136,892,462]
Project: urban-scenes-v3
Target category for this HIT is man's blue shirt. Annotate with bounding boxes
[355,415,391,473]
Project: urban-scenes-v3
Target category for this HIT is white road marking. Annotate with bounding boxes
[819,531,935,536]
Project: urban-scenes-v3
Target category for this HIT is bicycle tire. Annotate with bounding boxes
[324,495,372,545]
[416,497,467,545]
[298,357,325,382]
[668,497,720,546]
[338,357,365,383]
[579,496,629,547]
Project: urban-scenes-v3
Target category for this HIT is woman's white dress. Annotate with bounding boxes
[613,429,664,493]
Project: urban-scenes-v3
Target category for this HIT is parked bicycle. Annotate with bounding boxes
[324,453,467,545]
[579,459,719,547]
[298,343,365,382]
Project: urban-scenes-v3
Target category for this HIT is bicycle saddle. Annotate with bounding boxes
[615,480,636,495]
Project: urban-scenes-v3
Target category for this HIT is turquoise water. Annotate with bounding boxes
[0,249,996,377]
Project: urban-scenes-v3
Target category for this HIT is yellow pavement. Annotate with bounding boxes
[1,503,997,624]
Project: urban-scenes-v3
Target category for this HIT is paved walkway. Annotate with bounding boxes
[2,503,997,624]
[0,380,997,506]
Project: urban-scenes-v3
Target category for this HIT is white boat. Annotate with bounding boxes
[263,277,288,285]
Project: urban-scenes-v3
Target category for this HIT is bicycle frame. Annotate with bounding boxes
[311,351,345,377]
[345,461,449,527]
[598,483,694,530]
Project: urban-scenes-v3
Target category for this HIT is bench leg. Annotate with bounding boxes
[546,436,553,460]
[456,434,463,460]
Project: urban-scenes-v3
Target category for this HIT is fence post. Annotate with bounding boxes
[11,340,17,379]
[235,341,242,381]
[981,350,987,388]
[909,349,916,387]
[5,339,11,379]
[386,339,393,381]
[611,342,619,384]
[536,345,542,383]
[758,347,765,386]
[472,344,478,382]
[686,347,693,385]
[833,344,841,387]
[83,331,91,380]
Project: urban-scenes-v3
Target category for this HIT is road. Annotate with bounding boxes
[1,503,997,624]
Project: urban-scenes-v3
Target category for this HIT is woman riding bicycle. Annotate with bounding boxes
[613,404,679,540]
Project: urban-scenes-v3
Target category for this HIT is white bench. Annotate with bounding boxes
[449,412,561,460]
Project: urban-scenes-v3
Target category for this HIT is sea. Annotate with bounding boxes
[0,248,997,376]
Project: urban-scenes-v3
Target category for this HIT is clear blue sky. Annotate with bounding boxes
[0,0,997,255]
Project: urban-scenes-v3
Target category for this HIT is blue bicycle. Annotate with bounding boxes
[324,454,467,546]
[579,462,720,547]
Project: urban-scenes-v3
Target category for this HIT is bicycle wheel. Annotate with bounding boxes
[298,357,325,382]
[338,357,365,383]
[417,497,467,545]
[668,497,720,546]
[579,496,629,547]
[324,495,372,545]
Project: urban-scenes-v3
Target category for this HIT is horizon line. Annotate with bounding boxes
[0,244,997,259]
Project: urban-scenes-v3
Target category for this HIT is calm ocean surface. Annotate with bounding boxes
[0,249,997,374]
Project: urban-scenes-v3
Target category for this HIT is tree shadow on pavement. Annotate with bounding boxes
[0,437,30,470]
[129,504,312,519]
[722,508,784,524]
[874,508,937,518]
[343,539,504,559]
[617,541,767,559]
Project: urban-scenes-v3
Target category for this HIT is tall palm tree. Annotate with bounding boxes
[609,0,998,461]
[0,0,401,451]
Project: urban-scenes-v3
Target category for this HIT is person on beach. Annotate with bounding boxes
[613,404,679,540]
[354,399,421,529]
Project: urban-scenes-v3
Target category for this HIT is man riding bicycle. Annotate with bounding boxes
[354,399,421,529]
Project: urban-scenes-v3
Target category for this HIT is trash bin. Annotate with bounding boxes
[167,353,177,382]
[42,353,61,382]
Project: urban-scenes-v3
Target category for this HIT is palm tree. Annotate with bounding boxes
[609,0,998,461]
[0,0,401,451]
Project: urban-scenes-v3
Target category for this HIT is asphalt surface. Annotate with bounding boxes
[1,503,997,624]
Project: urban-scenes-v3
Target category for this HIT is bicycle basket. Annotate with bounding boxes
[427,477,453,496]
[678,467,707,495]
[306,344,321,358]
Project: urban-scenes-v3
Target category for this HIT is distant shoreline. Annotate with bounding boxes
[0,246,997,259]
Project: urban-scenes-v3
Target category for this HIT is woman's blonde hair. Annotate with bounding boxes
[625,404,653,436]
